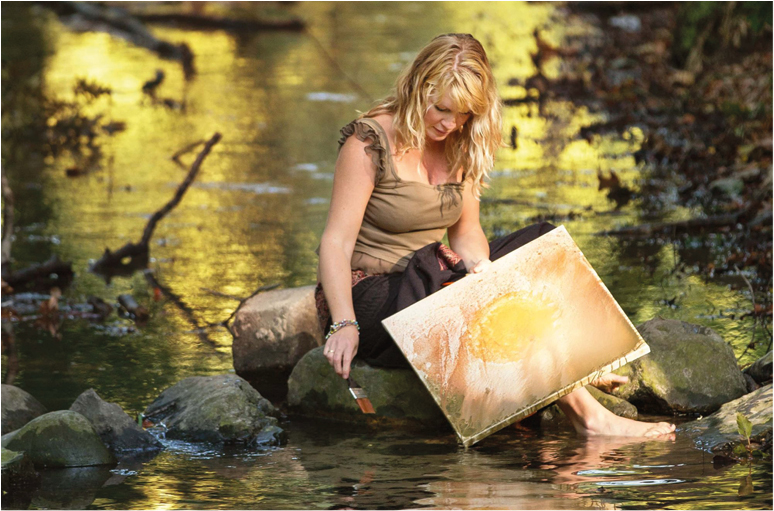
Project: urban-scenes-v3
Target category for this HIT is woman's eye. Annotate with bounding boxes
[435,106,448,112]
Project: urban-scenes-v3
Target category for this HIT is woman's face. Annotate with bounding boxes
[424,92,472,142]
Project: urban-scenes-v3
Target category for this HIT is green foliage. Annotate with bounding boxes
[674,1,773,67]
[675,2,725,62]
[736,411,753,442]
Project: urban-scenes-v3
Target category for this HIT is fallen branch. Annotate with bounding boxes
[118,294,149,323]
[599,211,746,237]
[91,133,221,276]
[171,139,204,168]
[2,254,74,290]
[43,1,196,78]
[144,270,218,348]
[735,265,758,363]
[134,13,305,32]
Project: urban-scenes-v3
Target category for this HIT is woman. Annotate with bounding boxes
[317,33,675,438]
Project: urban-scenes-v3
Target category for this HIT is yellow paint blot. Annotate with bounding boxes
[466,292,559,363]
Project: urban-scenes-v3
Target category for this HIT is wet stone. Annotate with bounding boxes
[2,384,48,435]
[287,347,449,428]
[70,388,163,455]
[744,351,772,386]
[231,285,323,399]
[1,410,115,468]
[614,319,747,414]
[681,384,772,453]
[143,374,285,446]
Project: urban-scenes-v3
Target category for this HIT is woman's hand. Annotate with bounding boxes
[469,258,491,274]
[324,325,359,379]
[590,373,629,393]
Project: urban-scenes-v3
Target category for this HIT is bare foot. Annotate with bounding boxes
[580,408,676,439]
[557,387,675,440]
[589,373,629,393]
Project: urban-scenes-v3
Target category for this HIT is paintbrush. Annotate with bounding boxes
[347,377,375,414]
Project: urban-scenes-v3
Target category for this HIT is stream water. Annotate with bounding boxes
[1,2,771,509]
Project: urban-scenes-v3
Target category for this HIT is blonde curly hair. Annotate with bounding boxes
[361,33,503,197]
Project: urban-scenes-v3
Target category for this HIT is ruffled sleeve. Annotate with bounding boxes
[338,119,390,185]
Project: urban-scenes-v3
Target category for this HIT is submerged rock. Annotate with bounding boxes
[614,319,747,414]
[231,285,323,399]
[143,374,285,446]
[539,386,638,428]
[744,351,772,386]
[287,347,448,427]
[1,447,37,490]
[70,389,163,455]
[1,410,115,468]
[2,384,47,435]
[682,384,772,453]
[31,465,113,511]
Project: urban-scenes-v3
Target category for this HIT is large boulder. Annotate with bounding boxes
[287,347,448,427]
[614,319,747,414]
[143,374,284,445]
[744,351,772,386]
[681,384,772,453]
[70,389,163,455]
[1,410,115,468]
[539,386,638,428]
[231,286,323,399]
[2,384,47,435]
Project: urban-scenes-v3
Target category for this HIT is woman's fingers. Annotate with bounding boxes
[470,258,492,274]
[342,347,354,380]
[323,329,359,378]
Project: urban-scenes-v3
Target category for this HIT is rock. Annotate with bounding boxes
[31,466,113,510]
[143,374,284,446]
[614,319,747,414]
[743,373,760,393]
[682,384,772,453]
[744,351,772,385]
[2,384,47,435]
[231,285,323,399]
[709,177,744,198]
[1,410,115,468]
[69,389,163,455]
[287,347,448,427]
[539,386,638,428]
[608,14,641,33]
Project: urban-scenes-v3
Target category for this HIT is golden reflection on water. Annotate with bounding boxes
[5,3,770,507]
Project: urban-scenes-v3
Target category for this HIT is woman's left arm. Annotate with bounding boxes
[447,182,491,273]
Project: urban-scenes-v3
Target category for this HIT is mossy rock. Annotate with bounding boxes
[70,389,162,455]
[614,319,747,414]
[681,384,772,453]
[287,347,449,428]
[1,411,115,468]
[2,384,47,435]
[143,374,285,445]
[744,351,772,385]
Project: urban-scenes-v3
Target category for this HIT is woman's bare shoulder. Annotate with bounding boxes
[368,113,396,143]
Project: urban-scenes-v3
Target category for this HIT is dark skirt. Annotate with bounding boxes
[319,221,556,368]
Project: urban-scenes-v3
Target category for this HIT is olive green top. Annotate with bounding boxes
[338,118,466,274]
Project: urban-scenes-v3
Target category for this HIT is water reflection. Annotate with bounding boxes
[2,1,771,509]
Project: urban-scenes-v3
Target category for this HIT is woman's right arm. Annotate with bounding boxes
[318,134,377,380]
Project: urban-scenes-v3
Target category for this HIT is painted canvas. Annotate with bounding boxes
[381,226,650,447]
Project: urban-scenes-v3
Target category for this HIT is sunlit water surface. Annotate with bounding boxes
[2,2,771,509]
